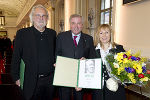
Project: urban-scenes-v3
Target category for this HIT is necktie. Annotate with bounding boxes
[73,36,77,47]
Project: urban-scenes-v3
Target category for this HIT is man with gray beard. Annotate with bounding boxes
[11,4,56,100]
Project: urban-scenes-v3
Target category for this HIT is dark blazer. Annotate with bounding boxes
[56,30,96,100]
[56,30,96,59]
[94,44,126,100]
[11,26,56,100]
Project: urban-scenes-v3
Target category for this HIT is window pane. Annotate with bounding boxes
[105,0,110,9]
[112,0,113,7]
[104,11,109,24]
[101,0,105,10]
[101,12,105,24]
[111,10,112,25]
[100,0,113,25]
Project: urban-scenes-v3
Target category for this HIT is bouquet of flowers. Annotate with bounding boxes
[106,50,150,86]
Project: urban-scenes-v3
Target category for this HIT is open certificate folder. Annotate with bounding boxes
[53,56,102,89]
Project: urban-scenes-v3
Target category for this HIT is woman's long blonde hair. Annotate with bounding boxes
[94,24,116,48]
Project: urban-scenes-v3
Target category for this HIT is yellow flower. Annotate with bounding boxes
[140,77,149,82]
[116,53,124,63]
[127,73,136,83]
[141,57,147,62]
[132,51,141,57]
[133,63,142,74]
[131,79,136,83]
[118,66,125,75]
[126,50,131,57]
[122,58,128,63]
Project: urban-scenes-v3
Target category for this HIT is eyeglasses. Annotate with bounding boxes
[34,14,48,19]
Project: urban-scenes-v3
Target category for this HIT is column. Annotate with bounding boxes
[64,0,76,31]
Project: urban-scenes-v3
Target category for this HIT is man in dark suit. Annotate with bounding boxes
[56,14,96,100]
[11,4,56,100]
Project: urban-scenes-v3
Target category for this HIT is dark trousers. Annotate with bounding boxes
[91,89,103,100]
[31,74,54,100]
[59,87,83,100]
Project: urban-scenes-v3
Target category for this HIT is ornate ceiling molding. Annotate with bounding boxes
[0,0,27,16]
[16,0,49,27]
[16,0,37,26]
[0,0,49,27]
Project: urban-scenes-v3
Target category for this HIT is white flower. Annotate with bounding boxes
[142,63,146,67]
[114,55,117,60]
[113,62,119,68]
[106,77,118,92]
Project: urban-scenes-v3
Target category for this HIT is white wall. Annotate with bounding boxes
[114,0,150,57]
[114,0,150,98]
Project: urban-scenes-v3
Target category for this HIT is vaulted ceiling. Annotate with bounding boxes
[0,0,50,27]
[0,0,27,17]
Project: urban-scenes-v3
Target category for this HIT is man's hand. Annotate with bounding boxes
[16,79,20,87]
[53,63,56,67]
[80,57,85,60]
[75,86,82,91]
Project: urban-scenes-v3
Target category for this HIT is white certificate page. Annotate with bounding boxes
[77,59,102,89]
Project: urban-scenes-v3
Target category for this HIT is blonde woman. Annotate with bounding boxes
[92,24,126,100]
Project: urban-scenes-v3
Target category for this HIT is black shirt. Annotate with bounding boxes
[33,27,51,74]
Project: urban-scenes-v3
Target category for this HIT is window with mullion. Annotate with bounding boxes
[100,0,113,25]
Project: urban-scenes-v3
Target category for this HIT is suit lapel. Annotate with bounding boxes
[77,32,85,48]
[96,49,101,58]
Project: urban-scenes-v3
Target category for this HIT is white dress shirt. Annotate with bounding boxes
[72,33,81,45]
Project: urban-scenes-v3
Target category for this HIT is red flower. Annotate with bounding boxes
[138,74,144,78]
[128,56,132,60]
[147,70,150,74]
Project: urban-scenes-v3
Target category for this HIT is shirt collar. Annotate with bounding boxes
[32,26,47,35]
[95,43,112,50]
[72,33,81,37]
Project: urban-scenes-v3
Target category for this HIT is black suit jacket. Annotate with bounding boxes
[11,26,56,100]
[96,44,125,58]
[56,30,96,59]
